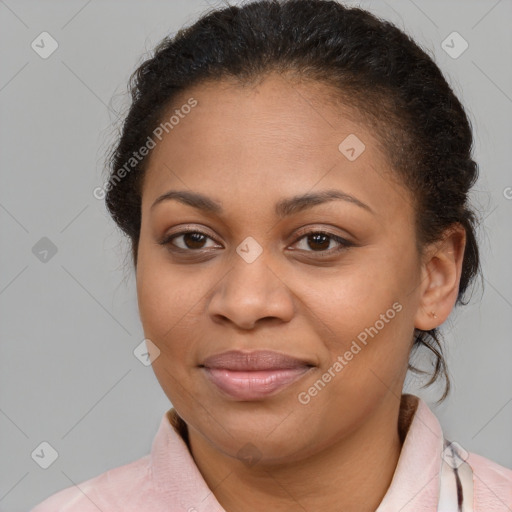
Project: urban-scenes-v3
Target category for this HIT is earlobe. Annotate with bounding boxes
[414,225,466,331]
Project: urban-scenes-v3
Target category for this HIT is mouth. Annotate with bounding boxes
[199,350,315,401]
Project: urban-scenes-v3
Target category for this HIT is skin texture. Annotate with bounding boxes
[136,73,466,512]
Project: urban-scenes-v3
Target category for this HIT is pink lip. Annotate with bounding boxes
[200,350,314,400]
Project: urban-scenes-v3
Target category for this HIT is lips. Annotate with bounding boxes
[202,350,313,371]
[200,350,314,400]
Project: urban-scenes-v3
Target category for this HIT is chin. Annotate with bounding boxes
[191,399,320,460]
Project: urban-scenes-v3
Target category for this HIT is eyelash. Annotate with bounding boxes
[158,227,353,257]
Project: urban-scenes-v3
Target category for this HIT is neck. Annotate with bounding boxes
[186,394,408,512]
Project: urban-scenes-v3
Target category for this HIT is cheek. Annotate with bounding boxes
[136,244,204,363]
[136,254,206,406]
[298,242,419,381]
[300,249,416,333]
[294,279,414,442]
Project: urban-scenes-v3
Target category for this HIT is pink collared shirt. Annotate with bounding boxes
[30,394,512,511]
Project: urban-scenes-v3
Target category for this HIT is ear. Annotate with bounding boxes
[414,224,466,330]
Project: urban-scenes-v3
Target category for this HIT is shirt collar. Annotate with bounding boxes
[149,408,225,511]
[150,393,444,511]
[377,393,444,511]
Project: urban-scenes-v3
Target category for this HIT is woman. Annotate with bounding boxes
[31,0,512,510]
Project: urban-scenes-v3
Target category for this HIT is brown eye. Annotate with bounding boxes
[292,231,352,255]
[160,230,219,251]
[179,232,208,250]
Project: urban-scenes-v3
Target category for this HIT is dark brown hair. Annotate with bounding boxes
[104,0,481,401]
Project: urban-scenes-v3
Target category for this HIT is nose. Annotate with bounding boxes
[207,251,295,330]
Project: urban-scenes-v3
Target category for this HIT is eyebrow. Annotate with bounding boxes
[150,189,374,217]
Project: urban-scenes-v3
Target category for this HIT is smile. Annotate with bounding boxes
[200,350,315,400]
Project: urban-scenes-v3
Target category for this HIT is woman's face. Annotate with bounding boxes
[136,74,425,463]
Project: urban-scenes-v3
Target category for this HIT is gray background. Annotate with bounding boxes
[1,0,511,510]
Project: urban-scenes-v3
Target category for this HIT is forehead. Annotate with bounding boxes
[141,73,411,220]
